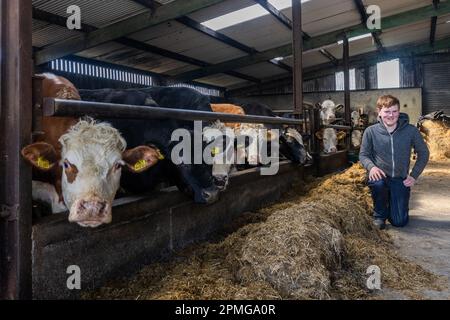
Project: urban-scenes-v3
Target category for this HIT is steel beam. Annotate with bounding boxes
[292,0,303,115]
[44,98,303,125]
[430,0,440,46]
[353,0,384,51]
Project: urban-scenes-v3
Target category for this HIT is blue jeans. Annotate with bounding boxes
[368,177,410,227]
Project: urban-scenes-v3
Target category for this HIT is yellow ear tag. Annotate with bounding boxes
[211,147,220,156]
[156,150,165,160]
[37,156,51,169]
[134,159,148,171]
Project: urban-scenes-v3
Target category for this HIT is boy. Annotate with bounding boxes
[359,95,429,229]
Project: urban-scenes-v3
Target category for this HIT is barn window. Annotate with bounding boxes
[335,69,356,91]
[201,0,310,30]
[49,58,154,86]
[377,59,400,89]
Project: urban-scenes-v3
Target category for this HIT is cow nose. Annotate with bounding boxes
[329,146,337,153]
[214,176,229,191]
[78,199,107,216]
[198,187,220,204]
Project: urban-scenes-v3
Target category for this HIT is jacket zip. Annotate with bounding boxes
[390,132,395,177]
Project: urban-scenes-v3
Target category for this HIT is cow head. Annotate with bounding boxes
[22,119,161,227]
[317,100,344,125]
[316,128,346,154]
[351,129,363,149]
[280,127,309,164]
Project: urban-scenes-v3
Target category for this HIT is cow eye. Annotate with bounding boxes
[63,160,70,169]
[114,162,122,171]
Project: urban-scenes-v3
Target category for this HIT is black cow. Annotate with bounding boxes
[78,86,220,204]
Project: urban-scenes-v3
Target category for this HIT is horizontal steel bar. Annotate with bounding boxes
[322,124,352,130]
[43,98,304,125]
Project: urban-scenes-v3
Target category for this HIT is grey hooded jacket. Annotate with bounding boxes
[359,113,429,179]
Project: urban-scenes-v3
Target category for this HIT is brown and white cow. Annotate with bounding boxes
[351,110,364,149]
[22,74,157,227]
[315,128,346,154]
[315,100,346,153]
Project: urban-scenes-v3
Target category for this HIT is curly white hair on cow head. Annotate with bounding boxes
[58,117,127,228]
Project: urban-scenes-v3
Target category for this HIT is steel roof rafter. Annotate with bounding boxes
[353,0,384,52]
[253,0,339,65]
[171,2,450,82]
[430,0,440,46]
[32,7,260,84]
[34,0,228,65]
[132,1,292,73]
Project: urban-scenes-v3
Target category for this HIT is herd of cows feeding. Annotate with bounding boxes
[23,73,384,228]
[24,73,312,227]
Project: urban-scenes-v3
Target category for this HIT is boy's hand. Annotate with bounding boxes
[369,167,386,181]
[403,175,416,187]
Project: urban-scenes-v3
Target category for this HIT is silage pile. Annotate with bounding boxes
[420,119,450,160]
[84,164,443,300]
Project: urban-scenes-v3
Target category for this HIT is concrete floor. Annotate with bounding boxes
[385,161,450,299]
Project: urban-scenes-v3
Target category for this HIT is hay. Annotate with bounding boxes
[83,164,443,300]
[420,119,450,160]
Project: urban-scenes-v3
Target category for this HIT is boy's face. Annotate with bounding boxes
[378,104,400,128]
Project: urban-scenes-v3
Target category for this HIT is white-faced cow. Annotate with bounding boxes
[315,128,346,154]
[351,110,364,149]
[316,99,344,125]
[315,99,345,153]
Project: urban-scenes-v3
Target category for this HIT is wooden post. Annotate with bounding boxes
[0,0,33,299]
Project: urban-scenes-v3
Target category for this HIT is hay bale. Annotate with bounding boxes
[420,120,450,160]
[232,209,344,299]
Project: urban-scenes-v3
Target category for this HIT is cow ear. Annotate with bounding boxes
[335,104,344,112]
[337,131,347,140]
[122,146,164,173]
[315,130,324,140]
[21,142,58,171]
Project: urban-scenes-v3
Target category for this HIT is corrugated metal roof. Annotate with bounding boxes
[128,20,248,64]
[32,20,82,48]
[197,73,248,87]
[31,0,450,89]
[33,0,147,28]
[234,62,289,79]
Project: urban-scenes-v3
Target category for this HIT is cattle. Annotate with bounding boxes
[351,130,363,149]
[315,128,346,154]
[316,99,344,125]
[22,75,160,227]
[350,110,364,149]
[78,87,220,205]
[23,74,81,214]
[314,100,346,153]
[235,102,309,165]
[23,81,222,227]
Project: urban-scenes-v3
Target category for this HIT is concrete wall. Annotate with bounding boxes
[32,162,307,299]
[236,88,422,124]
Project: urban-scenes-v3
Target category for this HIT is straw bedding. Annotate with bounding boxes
[419,119,450,160]
[83,164,444,300]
